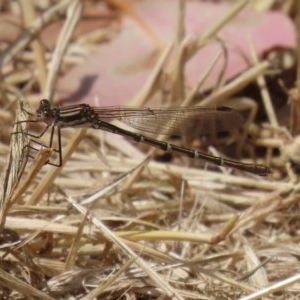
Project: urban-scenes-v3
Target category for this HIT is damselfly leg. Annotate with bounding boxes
[13,120,62,167]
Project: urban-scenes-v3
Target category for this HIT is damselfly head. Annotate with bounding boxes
[36,99,54,124]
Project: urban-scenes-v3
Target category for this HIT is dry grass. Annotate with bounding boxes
[0,0,299,299]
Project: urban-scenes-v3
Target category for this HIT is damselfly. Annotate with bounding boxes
[18,99,271,175]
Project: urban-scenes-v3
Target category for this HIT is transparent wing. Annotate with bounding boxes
[92,106,244,135]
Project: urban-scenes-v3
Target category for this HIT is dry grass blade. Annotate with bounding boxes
[240,273,300,300]
[0,99,50,230]
[81,257,137,300]
[186,0,250,60]
[0,99,30,203]
[130,41,174,106]
[0,0,72,69]
[201,60,271,106]
[0,267,55,300]
[44,0,82,100]
[19,0,47,91]
[65,194,185,300]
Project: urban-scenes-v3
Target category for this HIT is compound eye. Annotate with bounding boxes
[37,99,51,112]
[36,99,52,122]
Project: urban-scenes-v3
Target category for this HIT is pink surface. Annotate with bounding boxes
[56,0,295,106]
